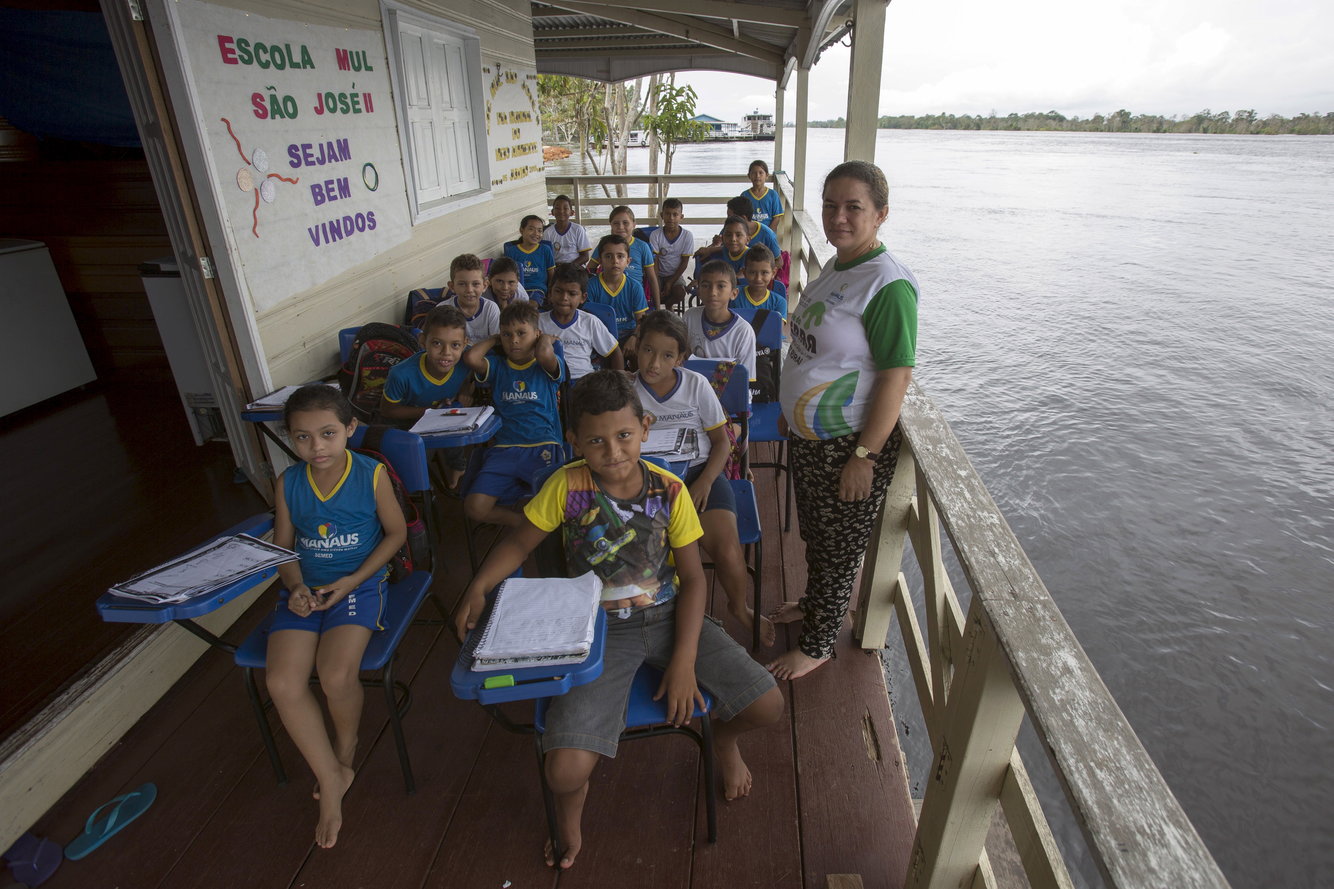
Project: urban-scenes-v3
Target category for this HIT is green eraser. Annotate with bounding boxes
[483,675,516,689]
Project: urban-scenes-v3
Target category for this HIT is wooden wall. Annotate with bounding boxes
[0,154,172,380]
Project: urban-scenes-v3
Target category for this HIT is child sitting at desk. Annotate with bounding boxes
[648,197,695,311]
[585,234,649,349]
[460,300,567,528]
[543,194,592,266]
[379,304,471,489]
[441,253,501,344]
[607,204,660,310]
[635,310,774,646]
[732,245,789,319]
[268,384,407,850]
[539,262,623,381]
[504,215,556,303]
[484,256,530,308]
[684,260,757,382]
[454,370,783,869]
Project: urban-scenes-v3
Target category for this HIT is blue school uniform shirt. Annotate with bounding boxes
[503,240,556,296]
[283,451,385,587]
[731,288,789,319]
[478,353,566,447]
[747,221,782,261]
[586,273,648,335]
[625,238,655,290]
[740,187,784,227]
[382,352,467,407]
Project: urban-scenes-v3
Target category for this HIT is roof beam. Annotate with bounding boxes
[542,0,809,28]
[542,0,784,64]
[534,26,654,39]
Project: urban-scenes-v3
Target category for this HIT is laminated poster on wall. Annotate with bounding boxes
[166,0,411,312]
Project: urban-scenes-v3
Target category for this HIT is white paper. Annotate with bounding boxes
[410,405,494,435]
[473,571,602,662]
[109,534,297,604]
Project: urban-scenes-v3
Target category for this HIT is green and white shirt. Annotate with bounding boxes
[779,245,918,440]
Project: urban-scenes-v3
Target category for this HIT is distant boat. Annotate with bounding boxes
[743,109,775,140]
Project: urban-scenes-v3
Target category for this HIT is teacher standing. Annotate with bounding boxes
[770,160,919,680]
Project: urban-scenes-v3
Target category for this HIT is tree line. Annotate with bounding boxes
[806,109,1334,135]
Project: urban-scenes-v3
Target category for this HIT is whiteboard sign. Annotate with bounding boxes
[170,1,411,312]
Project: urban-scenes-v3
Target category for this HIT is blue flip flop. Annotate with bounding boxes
[3,832,61,886]
[64,783,157,861]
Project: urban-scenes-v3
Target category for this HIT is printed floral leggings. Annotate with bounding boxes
[789,427,903,659]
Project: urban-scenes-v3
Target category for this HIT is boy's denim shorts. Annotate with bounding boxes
[269,575,386,634]
[467,444,561,502]
[541,598,775,757]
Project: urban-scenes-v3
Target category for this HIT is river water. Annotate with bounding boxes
[547,130,1334,887]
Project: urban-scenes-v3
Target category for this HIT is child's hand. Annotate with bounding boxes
[454,587,488,643]
[310,577,356,610]
[654,659,705,727]
[688,479,711,513]
[287,583,315,617]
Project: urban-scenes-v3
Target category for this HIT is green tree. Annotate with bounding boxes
[640,77,707,195]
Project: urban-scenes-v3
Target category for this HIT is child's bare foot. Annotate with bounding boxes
[314,740,357,798]
[543,831,582,870]
[766,649,829,680]
[314,763,354,849]
[729,602,776,647]
[768,601,804,625]
[716,739,754,800]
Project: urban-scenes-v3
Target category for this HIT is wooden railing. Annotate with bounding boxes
[544,172,752,230]
[778,193,1230,888]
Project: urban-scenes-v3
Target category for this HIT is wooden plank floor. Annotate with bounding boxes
[0,381,269,736]
[27,445,917,889]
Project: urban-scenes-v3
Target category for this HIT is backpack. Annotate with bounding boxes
[704,360,745,481]
[747,308,782,404]
[336,322,420,423]
[353,426,431,582]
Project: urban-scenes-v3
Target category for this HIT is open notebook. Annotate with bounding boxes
[472,571,603,671]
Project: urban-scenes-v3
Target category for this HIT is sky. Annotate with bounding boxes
[676,0,1334,123]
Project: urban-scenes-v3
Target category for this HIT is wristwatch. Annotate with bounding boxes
[853,445,880,461]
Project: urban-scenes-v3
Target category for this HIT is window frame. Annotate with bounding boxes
[382,2,491,223]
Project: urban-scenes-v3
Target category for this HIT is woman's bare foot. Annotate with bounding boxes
[314,763,355,849]
[766,649,829,680]
[716,739,754,800]
[729,602,776,647]
[314,739,358,799]
[543,831,582,870]
[768,601,804,625]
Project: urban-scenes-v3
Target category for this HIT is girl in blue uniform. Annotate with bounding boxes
[268,385,407,850]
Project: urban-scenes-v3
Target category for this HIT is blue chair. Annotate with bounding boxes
[732,306,791,531]
[405,286,444,326]
[534,662,717,851]
[580,301,618,340]
[234,427,439,793]
[684,358,765,650]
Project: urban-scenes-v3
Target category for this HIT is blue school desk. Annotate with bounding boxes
[95,513,278,653]
[450,606,607,709]
[241,393,501,462]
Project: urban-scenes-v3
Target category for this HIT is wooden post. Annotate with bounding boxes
[789,64,811,297]
[854,439,915,648]
[906,602,1025,889]
[774,83,786,175]
[845,0,887,163]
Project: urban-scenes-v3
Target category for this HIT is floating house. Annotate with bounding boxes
[0,2,1228,888]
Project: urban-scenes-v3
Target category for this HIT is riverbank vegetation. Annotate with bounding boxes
[807,109,1334,135]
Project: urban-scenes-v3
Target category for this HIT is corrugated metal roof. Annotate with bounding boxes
[530,0,854,83]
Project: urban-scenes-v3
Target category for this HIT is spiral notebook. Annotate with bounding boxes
[472,571,603,671]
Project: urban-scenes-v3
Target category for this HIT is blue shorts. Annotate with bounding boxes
[467,444,562,503]
[269,575,387,633]
[684,463,737,515]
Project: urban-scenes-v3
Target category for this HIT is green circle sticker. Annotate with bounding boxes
[362,163,379,192]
